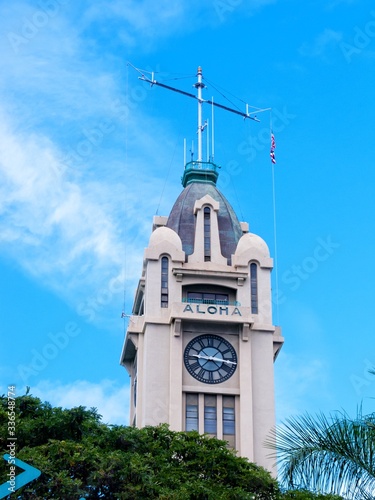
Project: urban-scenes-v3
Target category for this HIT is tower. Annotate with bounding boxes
[120,68,284,472]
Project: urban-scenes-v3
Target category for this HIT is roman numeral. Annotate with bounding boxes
[221,348,231,356]
[220,364,232,374]
[215,340,223,350]
[197,339,206,349]
[190,362,201,371]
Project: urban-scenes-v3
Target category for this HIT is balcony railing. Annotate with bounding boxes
[182,298,241,306]
[181,160,220,187]
[185,160,218,171]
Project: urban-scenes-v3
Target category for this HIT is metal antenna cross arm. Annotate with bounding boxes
[138,75,260,122]
[136,66,267,163]
[138,75,197,100]
[206,99,260,122]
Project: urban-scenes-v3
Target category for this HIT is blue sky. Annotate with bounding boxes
[0,0,374,427]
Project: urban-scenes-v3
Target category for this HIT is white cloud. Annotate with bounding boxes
[30,379,130,425]
[275,351,330,422]
[82,0,198,50]
[0,116,121,283]
[299,29,343,58]
[0,106,178,322]
[0,0,182,317]
[0,0,277,324]
[82,0,277,46]
[211,0,277,24]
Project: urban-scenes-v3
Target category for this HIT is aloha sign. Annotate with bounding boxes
[182,304,242,316]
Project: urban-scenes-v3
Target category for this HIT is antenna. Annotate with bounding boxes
[137,67,263,123]
[206,119,210,162]
[134,64,270,167]
[211,96,215,162]
[194,67,204,162]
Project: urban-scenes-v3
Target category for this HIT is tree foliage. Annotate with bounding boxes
[272,410,375,499]
[0,394,341,499]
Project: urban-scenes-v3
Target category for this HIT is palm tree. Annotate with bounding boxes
[271,410,375,499]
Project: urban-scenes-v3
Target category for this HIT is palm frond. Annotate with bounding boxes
[270,411,375,499]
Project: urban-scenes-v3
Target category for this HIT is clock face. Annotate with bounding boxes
[184,334,237,384]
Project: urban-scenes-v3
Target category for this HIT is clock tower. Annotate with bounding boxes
[120,67,284,473]
[120,160,284,473]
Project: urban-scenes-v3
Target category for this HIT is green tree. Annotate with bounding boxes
[272,411,375,500]
[0,394,280,499]
[0,394,343,499]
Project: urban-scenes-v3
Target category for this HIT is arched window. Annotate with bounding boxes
[250,263,258,314]
[161,257,169,308]
[204,206,211,262]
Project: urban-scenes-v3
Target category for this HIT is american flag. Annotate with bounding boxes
[270,132,276,164]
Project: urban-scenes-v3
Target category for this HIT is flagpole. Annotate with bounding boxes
[272,162,280,326]
[270,112,280,326]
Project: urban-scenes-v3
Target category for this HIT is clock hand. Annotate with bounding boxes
[212,357,237,366]
[191,354,221,369]
[191,354,237,366]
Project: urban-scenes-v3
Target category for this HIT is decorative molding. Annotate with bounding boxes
[193,194,219,214]
[242,323,250,341]
[174,319,181,337]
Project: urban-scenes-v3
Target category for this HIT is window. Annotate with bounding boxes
[186,394,198,431]
[223,396,235,435]
[223,396,235,448]
[204,206,211,262]
[204,395,217,436]
[186,292,229,305]
[161,257,169,308]
[139,300,144,316]
[133,355,138,408]
[184,394,236,448]
[133,376,137,408]
[250,263,258,314]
